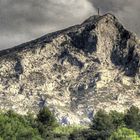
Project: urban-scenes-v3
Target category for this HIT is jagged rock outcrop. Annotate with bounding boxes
[0,13,140,125]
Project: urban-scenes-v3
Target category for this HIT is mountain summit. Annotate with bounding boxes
[0,13,140,125]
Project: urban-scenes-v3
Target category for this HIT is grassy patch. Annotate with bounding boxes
[53,125,88,135]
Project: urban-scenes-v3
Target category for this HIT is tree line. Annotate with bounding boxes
[0,106,140,140]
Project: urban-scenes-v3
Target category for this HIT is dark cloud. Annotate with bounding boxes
[0,0,95,49]
[0,0,140,50]
[89,0,130,12]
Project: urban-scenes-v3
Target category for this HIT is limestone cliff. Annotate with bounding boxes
[0,13,140,125]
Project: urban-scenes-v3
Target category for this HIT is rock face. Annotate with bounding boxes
[0,13,140,125]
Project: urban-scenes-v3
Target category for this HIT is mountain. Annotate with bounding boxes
[0,13,140,125]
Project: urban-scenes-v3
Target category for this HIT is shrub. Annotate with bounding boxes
[91,110,114,132]
[124,105,140,130]
[53,125,86,135]
[91,110,114,139]
[109,110,125,129]
[109,127,140,140]
[37,107,57,128]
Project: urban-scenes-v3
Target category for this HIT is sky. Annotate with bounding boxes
[0,0,140,50]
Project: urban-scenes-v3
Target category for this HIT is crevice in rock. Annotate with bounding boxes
[68,24,97,54]
[58,49,84,69]
[111,29,139,77]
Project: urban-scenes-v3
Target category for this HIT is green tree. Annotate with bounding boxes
[0,111,42,140]
[124,106,140,130]
[37,107,57,128]
[91,110,114,139]
[109,111,125,129]
[92,110,114,131]
[37,107,58,139]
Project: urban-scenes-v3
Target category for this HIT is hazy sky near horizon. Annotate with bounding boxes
[0,0,140,49]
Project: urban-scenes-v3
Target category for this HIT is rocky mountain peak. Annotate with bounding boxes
[82,13,115,24]
[0,14,140,125]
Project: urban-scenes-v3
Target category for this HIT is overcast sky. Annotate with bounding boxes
[0,0,140,50]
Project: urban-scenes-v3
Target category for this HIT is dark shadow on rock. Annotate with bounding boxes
[69,72,100,111]
[58,49,84,69]
[14,58,23,75]
[3,54,23,80]
[111,29,139,77]
[68,24,97,54]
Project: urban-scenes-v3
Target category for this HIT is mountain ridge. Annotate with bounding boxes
[0,13,128,56]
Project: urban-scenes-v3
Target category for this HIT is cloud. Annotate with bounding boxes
[0,0,140,50]
[0,0,95,49]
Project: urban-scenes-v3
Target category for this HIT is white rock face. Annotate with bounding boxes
[0,13,140,125]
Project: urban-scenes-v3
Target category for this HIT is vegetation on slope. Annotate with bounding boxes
[0,106,140,140]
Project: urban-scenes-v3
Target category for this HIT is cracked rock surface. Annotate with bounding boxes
[0,13,140,125]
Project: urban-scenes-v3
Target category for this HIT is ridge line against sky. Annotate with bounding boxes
[0,0,140,49]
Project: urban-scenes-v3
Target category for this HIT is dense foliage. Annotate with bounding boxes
[69,106,140,140]
[109,127,140,140]
[0,106,140,140]
[0,110,42,140]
